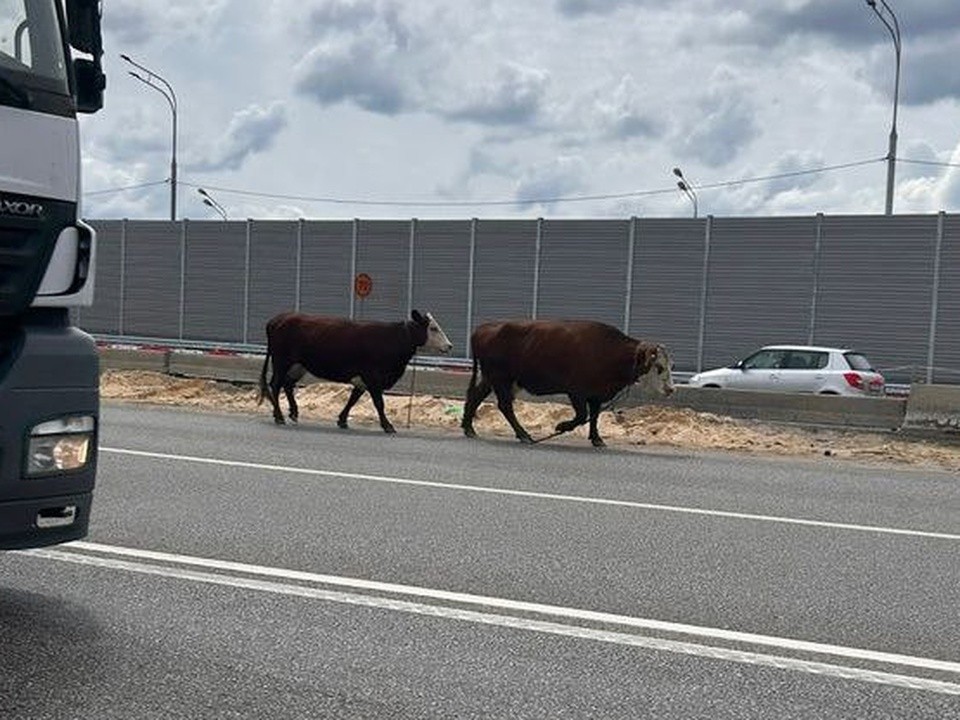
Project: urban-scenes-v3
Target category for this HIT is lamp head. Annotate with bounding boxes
[672,167,683,178]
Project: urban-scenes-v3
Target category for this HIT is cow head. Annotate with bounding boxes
[634,342,675,397]
[412,310,454,354]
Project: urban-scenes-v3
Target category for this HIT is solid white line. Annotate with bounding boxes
[58,540,960,676]
[22,546,960,696]
[101,446,960,542]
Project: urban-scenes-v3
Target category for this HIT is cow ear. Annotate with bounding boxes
[637,344,656,374]
[411,309,424,324]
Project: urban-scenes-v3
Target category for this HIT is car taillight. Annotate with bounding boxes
[843,372,864,389]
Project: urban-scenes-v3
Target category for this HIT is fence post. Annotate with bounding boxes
[243,219,251,345]
[623,216,637,334]
[119,217,127,336]
[696,216,712,373]
[295,218,303,313]
[407,218,417,318]
[808,212,823,345]
[349,218,359,319]
[532,217,543,319]
[926,212,945,384]
[178,219,187,340]
[466,217,477,350]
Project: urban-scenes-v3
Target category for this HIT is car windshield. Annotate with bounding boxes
[844,352,874,371]
[0,0,69,103]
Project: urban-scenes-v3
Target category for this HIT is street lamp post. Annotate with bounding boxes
[672,167,699,218]
[197,188,228,220]
[120,54,178,221]
[865,0,901,215]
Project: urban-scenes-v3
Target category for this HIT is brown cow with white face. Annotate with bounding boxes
[258,310,453,433]
[461,319,673,447]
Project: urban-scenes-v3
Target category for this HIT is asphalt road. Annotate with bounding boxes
[2,403,959,719]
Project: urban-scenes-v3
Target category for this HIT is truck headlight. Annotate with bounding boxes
[26,415,95,476]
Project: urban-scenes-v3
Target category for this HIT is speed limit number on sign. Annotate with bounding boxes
[354,273,373,299]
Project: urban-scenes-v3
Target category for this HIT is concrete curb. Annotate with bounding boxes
[903,384,960,433]
[99,347,920,431]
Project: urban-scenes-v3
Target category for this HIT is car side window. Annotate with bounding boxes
[782,351,825,369]
[743,350,784,370]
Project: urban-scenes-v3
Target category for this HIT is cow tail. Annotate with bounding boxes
[467,352,479,395]
[257,341,272,406]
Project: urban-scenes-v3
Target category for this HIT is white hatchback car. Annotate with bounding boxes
[688,345,885,397]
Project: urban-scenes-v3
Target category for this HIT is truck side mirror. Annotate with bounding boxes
[74,58,105,113]
[66,0,103,57]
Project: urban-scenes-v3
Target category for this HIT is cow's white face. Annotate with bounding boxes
[637,343,674,397]
[423,312,454,354]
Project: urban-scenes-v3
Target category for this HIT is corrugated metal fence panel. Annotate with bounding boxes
[183,221,246,342]
[538,220,629,326]
[81,220,121,334]
[122,221,182,338]
[815,215,937,383]
[412,220,471,355]
[631,219,705,373]
[300,221,353,317]
[933,215,960,383]
[471,220,538,330]
[702,217,817,369]
[355,220,410,321]
[247,221,298,345]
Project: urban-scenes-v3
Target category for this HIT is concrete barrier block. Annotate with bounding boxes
[903,384,960,432]
[167,352,263,384]
[99,347,169,373]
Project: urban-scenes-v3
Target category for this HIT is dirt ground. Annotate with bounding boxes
[100,370,960,473]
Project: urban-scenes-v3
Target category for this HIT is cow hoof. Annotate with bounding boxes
[337,419,349,429]
[591,437,606,448]
[462,426,477,439]
[518,435,534,445]
[289,414,298,424]
[273,416,286,426]
[555,421,573,433]
[382,424,397,434]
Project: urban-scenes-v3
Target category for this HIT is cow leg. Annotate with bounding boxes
[587,398,605,447]
[461,376,493,438]
[267,360,289,425]
[283,364,306,424]
[556,395,589,434]
[337,386,366,429]
[493,383,532,444]
[282,380,298,423]
[368,388,396,434]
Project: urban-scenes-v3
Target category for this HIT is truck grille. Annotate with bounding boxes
[0,194,73,318]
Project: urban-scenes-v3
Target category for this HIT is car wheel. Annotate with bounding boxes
[702,384,722,389]
[818,390,839,395]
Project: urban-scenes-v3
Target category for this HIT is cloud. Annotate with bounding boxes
[593,75,658,141]
[514,155,587,207]
[671,68,759,168]
[555,0,658,17]
[103,0,229,47]
[187,103,288,172]
[292,1,417,114]
[444,63,550,126]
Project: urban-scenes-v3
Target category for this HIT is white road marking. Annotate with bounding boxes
[102,446,960,542]
[21,543,960,696]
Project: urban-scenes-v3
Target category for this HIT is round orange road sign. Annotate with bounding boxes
[354,272,373,298]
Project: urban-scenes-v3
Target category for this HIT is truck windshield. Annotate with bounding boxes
[0,0,69,103]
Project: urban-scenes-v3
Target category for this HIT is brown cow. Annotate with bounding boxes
[461,319,673,446]
[257,310,453,433]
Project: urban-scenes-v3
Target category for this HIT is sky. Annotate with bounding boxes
[78,0,960,221]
